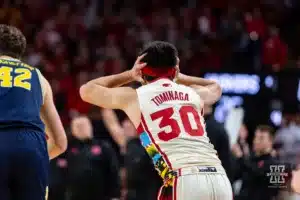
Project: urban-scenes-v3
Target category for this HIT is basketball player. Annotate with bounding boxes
[80,41,232,199]
[0,24,67,200]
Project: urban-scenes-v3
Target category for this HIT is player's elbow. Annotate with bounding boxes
[47,135,68,159]
[60,138,68,153]
[205,82,222,105]
[57,138,68,153]
[80,83,94,103]
[213,82,222,100]
[54,134,68,153]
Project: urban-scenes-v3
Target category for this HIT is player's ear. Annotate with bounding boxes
[175,57,180,72]
[173,66,179,82]
[175,65,179,76]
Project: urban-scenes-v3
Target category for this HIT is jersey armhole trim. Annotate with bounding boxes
[35,68,46,104]
[134,88,144,127]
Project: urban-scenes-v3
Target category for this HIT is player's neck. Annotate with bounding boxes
[146,77,173,84]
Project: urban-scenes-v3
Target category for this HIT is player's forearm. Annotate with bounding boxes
[88,70,134,88]
[176,73,217,87]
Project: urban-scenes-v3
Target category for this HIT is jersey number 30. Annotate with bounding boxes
[150,105,204,141]
[0,66,32,90]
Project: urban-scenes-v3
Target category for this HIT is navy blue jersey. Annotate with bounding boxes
[0,58,45,132]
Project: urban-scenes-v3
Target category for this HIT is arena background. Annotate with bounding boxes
[1,0,300,199]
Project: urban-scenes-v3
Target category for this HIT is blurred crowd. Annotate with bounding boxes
[1,0,300,199]
[2,0,300,124]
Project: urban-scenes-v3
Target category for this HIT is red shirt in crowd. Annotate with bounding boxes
[67,87,92,115]
[245,15,266,39]
[262,35,287,69]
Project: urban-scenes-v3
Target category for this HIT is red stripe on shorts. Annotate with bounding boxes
[157,186,163,200]
[173,177,178,200]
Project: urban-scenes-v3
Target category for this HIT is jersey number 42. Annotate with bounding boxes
[150,105,204,141]
[0,66,32,90]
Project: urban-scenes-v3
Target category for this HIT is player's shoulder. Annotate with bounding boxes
[175,82,200,95]
[19,61,35,71]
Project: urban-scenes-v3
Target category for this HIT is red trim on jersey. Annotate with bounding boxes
[178,169,182,176]
[141,114,173,169]
[136,123,144,136]
[142,66,176,79]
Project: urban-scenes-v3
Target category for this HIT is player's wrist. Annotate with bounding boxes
[126,70,134,80]
[126,69,137,83]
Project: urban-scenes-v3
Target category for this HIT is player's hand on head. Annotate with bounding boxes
[130,54,147,83]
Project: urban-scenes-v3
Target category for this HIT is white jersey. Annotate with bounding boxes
[136,78,221,179]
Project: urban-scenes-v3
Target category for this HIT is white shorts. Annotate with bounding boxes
[157,165,233,200]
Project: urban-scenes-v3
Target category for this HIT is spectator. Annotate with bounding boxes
[237,124,250,157]
[232,125,281,200]
[0,0,22,28]
[67,71,92,118]
[274,113,300,200]
[35,19,62,52]
[102,109,162,200]
[274,114,300,165]
[66,116,121,200]
[262,27,288,72]
[232,124,250,195]
[244,9,266,41]
[197,6,216,36]
[244,8,266,71]
[48,156,68,200]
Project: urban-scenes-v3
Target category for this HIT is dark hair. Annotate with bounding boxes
[139,41,178,82]
[0,24,26,58]
[140,41,178,68]
[256,125,275,138]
